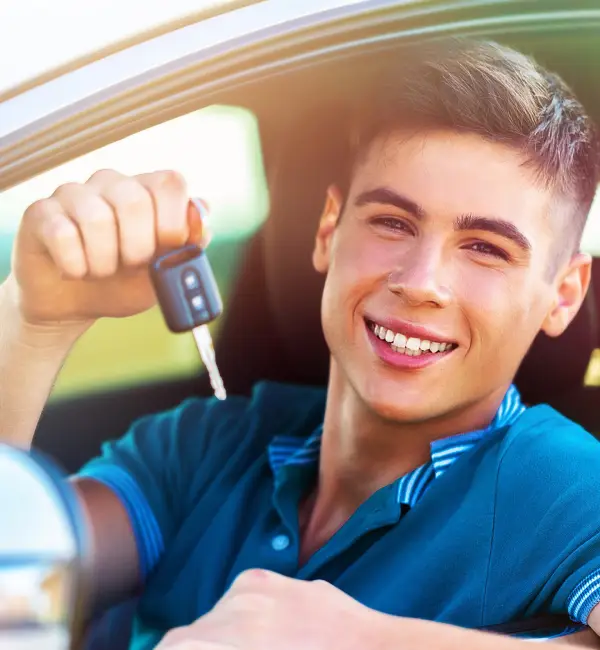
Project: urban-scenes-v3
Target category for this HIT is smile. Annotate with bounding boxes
[366,320,458,357]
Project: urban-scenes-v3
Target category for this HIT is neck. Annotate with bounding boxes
[314,360,509,518]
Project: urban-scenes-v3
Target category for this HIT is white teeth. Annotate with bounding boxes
[414,349,422,356]
[393,333,407,348]
[371,321,454,354]
[406,337,420,351]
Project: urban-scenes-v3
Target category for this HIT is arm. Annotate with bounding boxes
[374,613,600,648]
[553,629,600,647]
[0,293,138,610]
[374,616,600,649]
[0,281,141,612]
[554,607,600,647]
[1,168,203,612]
[72,478,141,614]
[0,276,89,447]
[156,570,600,649]
[373,618,600,649]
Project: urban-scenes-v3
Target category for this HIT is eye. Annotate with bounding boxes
[466,241,511,261]
[370,216,414,234]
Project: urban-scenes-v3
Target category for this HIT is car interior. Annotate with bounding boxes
[32,26,600,473]
[9,19,599,648]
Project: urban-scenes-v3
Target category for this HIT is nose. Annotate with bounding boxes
[387,243,452,308]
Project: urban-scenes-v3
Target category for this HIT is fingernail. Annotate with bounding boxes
[187,198,213,246]
[187,200,203,245]
[190,197,210,221]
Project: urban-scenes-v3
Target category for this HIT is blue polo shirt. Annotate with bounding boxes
[78,382,600,649]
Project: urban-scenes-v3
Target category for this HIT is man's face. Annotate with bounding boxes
[313,129,590,425]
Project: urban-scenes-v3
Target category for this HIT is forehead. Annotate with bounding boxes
[351,129,555,240]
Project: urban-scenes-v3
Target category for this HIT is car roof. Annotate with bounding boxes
[2,0,412,188]
[0,1,258,95]
[2,1,599,254]
[2,0,598,191]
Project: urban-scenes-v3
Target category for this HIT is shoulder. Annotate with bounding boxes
[92,381,326,480]
[495,405,600,486]
[489,405,600,536]
[174,380,327,436]
[484,407,600,621]
[166,380,327,462]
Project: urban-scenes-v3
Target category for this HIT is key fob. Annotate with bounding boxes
[150,244,223,333]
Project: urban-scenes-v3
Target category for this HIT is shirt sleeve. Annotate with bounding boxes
[567,569,600,623]
[484,407,600,625]
[76,394,245,580]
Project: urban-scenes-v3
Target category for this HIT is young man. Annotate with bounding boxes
[1,39,600,649]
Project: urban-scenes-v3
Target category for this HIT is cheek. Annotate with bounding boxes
[329,227,397,289]
[320,231,392,333]
[456,268,509,308]
[454,266,546,344]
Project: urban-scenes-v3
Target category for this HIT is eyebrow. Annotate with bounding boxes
[455,214,532,253]
[354,187,426,220]
[354,186,532,253]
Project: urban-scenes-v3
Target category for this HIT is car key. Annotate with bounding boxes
[149,206,226,400]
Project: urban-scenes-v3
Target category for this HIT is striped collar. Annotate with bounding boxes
[268,384,526,509]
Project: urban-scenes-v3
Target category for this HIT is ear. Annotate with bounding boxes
[541,252,592,337]
[313,185,344,274]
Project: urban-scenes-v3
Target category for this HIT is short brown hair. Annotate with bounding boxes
[344,38,600,258]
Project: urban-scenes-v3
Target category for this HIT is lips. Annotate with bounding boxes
[365,317,457,357]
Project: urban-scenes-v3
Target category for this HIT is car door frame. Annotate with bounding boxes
[2,0,600,190]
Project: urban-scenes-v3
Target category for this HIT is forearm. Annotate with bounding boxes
[378,615,599,649]
[0,276,89,447]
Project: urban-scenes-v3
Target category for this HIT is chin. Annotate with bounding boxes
[358,380,435,424]
[370,400,433,424]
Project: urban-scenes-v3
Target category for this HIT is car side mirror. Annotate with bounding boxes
[0,444,88,650]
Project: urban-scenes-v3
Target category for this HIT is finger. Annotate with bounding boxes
[163,639,227,650]
[224,569,289,601]
[187,198,212,248]
[187,199,204,245]
[23,198,88,278]
[86,168,127,191]
[136,170,189,251]
[157,627,226,650]
[52,183,118,278]
[88,170,156,266]
[156,638,204,650]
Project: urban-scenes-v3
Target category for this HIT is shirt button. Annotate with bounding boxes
[271,534,290,551]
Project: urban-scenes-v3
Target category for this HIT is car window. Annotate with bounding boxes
[0,105,269,399]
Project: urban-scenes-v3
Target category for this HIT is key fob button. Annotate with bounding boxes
[182,270,200,290]
[190,295,205,311]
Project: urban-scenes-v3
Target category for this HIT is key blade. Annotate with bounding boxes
[193,325,227,400]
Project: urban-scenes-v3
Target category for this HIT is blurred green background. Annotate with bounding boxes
[0,105,269,399]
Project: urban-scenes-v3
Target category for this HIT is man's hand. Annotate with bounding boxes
[156,569,600,650]
[156,569,390,650]
[0,168,207,447]
[11,168,205,329]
